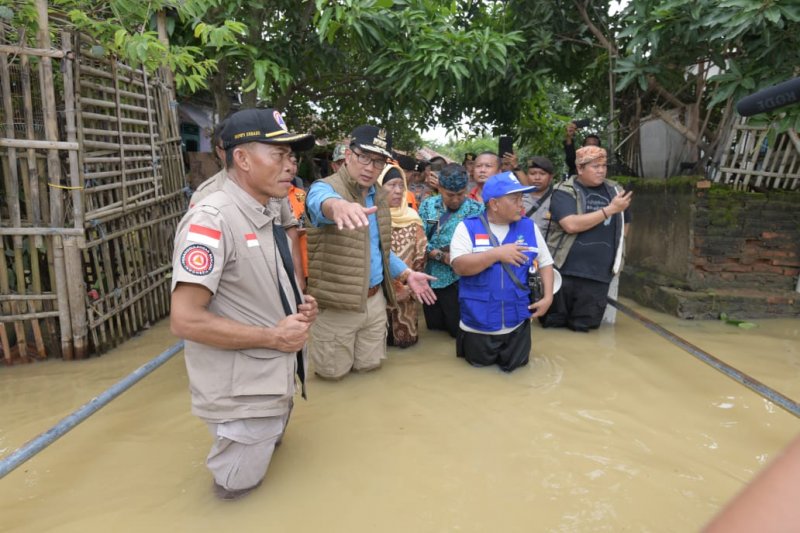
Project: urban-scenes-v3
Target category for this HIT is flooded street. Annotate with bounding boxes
[1,298,798,532]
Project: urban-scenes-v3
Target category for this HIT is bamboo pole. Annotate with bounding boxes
[0,138,79,150]
[0,294,57,302]
[0,25,29,360]
[0,311,61,322]
[0,44,66,58]
[61,31,84,230]
[36,0,74,359]
[17,41,46,359]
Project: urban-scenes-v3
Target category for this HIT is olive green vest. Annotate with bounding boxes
[545,176,622,269]
[306,166,396,312]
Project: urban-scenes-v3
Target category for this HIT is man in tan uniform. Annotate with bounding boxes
[305,125,436,380]
[170,108,319,500]
[189,117,306,290]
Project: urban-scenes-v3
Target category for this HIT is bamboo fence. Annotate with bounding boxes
[715,117,800,190]
[0,5,186,364]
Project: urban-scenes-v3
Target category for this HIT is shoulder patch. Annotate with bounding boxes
[198,204,221,215]
[180,244,215,276]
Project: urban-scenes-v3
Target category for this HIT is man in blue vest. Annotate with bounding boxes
[449,172,555,372]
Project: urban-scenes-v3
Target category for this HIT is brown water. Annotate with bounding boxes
[1,299,798,532]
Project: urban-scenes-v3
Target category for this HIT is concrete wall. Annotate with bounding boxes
[625,184,692,282]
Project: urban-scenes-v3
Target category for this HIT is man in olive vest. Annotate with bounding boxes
[305,125,436,380]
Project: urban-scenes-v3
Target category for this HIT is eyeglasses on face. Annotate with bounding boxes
[352,149,388,169]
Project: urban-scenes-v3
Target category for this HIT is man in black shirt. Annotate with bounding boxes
[542,146,632,331]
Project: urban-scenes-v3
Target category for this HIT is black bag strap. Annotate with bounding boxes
[478,213,528,292]
[525,186,553,218]
[272,224,307,400]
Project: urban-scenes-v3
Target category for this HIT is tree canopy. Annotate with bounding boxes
[4,0,799,165]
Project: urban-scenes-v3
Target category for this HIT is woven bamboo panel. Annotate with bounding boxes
[716,118,800,190]
[82,193,184,352]
[0,19,187,363]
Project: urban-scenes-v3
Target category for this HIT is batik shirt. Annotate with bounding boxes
[418,195,484,289]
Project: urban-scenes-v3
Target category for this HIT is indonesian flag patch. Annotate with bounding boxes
[187,224,222,249]
[475,234,490,246]
[180,244,214,276]
[245,233,259,248]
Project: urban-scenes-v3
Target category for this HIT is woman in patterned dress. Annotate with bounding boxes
[378,165,427,348]
[417,163,484,338]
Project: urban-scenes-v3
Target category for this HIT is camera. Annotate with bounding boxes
[528,265,543,304]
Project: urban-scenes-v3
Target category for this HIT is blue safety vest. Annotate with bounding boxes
[459,216,539,332]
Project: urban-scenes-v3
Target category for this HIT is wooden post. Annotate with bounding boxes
[0,25,29,361]
[20,30,47,359]
[35,0,76,359]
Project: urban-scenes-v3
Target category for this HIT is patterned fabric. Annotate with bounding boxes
[575,146,607,166]
[418,195,484,289]
[387,224,427,348]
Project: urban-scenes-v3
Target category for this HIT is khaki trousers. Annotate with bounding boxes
[309,291,387,379]
[206,412,289,491]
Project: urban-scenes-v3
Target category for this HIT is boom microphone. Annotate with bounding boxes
[736,77,800,117]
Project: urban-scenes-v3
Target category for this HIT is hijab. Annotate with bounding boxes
[377,164,422,228]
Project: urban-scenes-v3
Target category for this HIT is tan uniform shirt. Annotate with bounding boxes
[190,168,298,229]
[172,178,299,422]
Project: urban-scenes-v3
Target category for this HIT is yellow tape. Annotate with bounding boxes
[47,182,84,190]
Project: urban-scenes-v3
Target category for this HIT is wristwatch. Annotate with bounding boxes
[432,250,445,262]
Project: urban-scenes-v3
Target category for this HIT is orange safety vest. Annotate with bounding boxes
[406,190,418,211]
[287,185,308,279]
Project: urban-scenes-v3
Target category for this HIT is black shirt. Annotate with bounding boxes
[549,181,630,283]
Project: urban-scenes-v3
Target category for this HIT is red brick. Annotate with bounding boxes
[761,250,795,258]
[752,263,786,274]
[761,231,781,239]
[784,269,800,277]
[772,259,800,267]
[724,263,752,272]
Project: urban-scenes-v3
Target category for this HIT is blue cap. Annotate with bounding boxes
[482,171,536,203]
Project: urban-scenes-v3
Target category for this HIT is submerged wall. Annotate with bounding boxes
[619,177,800,318]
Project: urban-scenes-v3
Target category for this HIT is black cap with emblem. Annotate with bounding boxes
[349,125,392,158]
[220,108,315,152]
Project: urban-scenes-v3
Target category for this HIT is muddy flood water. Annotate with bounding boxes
[1,298,798,532]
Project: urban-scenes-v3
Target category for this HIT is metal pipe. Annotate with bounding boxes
[608,298,800,418]
[0,341,184,479]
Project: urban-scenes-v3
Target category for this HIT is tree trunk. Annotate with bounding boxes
[211,57,230,120]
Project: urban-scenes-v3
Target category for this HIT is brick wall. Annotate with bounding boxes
[621,178,800,317]
[690,189,800,291]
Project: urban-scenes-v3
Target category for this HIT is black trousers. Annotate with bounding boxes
[456,320,531,373]
[540,274,609,332]
[423,282,461,338]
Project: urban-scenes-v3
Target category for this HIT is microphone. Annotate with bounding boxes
[736,77,800,117]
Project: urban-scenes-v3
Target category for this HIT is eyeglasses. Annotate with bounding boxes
[383,181,405,190]
[352,149,388,169]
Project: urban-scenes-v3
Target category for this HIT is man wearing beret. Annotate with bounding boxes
[522,156,557,232]
[305,125,436,381]
[170,108,319,500]
[541,146,632,332]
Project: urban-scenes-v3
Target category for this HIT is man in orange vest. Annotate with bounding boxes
[287,154,309,288]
